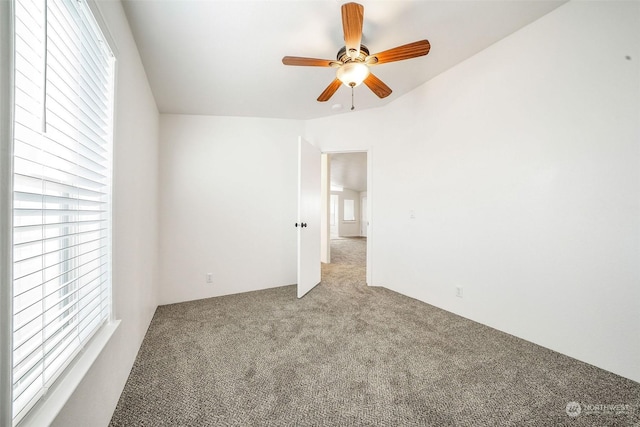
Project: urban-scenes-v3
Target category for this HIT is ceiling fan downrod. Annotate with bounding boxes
[350,83,356,111]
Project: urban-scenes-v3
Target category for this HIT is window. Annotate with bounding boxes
[343,199,355,221]
[11,0,115,423]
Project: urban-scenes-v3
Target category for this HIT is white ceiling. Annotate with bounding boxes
[121,0,566,120]
[330,152,367,192]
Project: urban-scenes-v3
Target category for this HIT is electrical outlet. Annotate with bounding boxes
[206,273,213,284]
[456,287,463,298]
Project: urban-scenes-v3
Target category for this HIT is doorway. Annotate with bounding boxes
[321,151,370,284]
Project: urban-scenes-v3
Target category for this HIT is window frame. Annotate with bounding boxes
[1,0,16,425]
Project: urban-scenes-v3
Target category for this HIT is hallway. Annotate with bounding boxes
[321,237,367,295]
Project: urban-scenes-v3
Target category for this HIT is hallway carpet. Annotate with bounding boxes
[110,238,639,426]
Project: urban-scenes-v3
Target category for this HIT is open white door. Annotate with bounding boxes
[297,137,321,298]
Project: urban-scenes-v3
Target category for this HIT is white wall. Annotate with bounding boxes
[159,115,302,304]
[51,1,160,425]
[305,1,640,382]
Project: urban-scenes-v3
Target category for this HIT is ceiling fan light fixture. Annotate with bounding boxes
[336,61,369,87]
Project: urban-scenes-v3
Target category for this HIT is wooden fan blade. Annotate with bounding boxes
[282,56,336,67]
[368,40,431,65]
[317,79,342,102]
[341,2,364,60]
[364,73,392,99]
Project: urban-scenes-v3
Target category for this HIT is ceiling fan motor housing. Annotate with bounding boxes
[337,44,370,63]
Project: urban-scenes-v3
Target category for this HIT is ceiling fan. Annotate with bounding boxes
[282,2,430,107]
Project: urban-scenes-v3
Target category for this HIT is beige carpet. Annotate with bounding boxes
[110,237,639,426]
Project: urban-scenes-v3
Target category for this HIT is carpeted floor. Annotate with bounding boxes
[110,238,640,426]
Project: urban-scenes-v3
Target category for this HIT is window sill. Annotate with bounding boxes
[17,320,120,427]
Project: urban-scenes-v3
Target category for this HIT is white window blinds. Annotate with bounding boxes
[12,0,114,423]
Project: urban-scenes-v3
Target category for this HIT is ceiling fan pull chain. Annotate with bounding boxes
[351,84,355,111]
